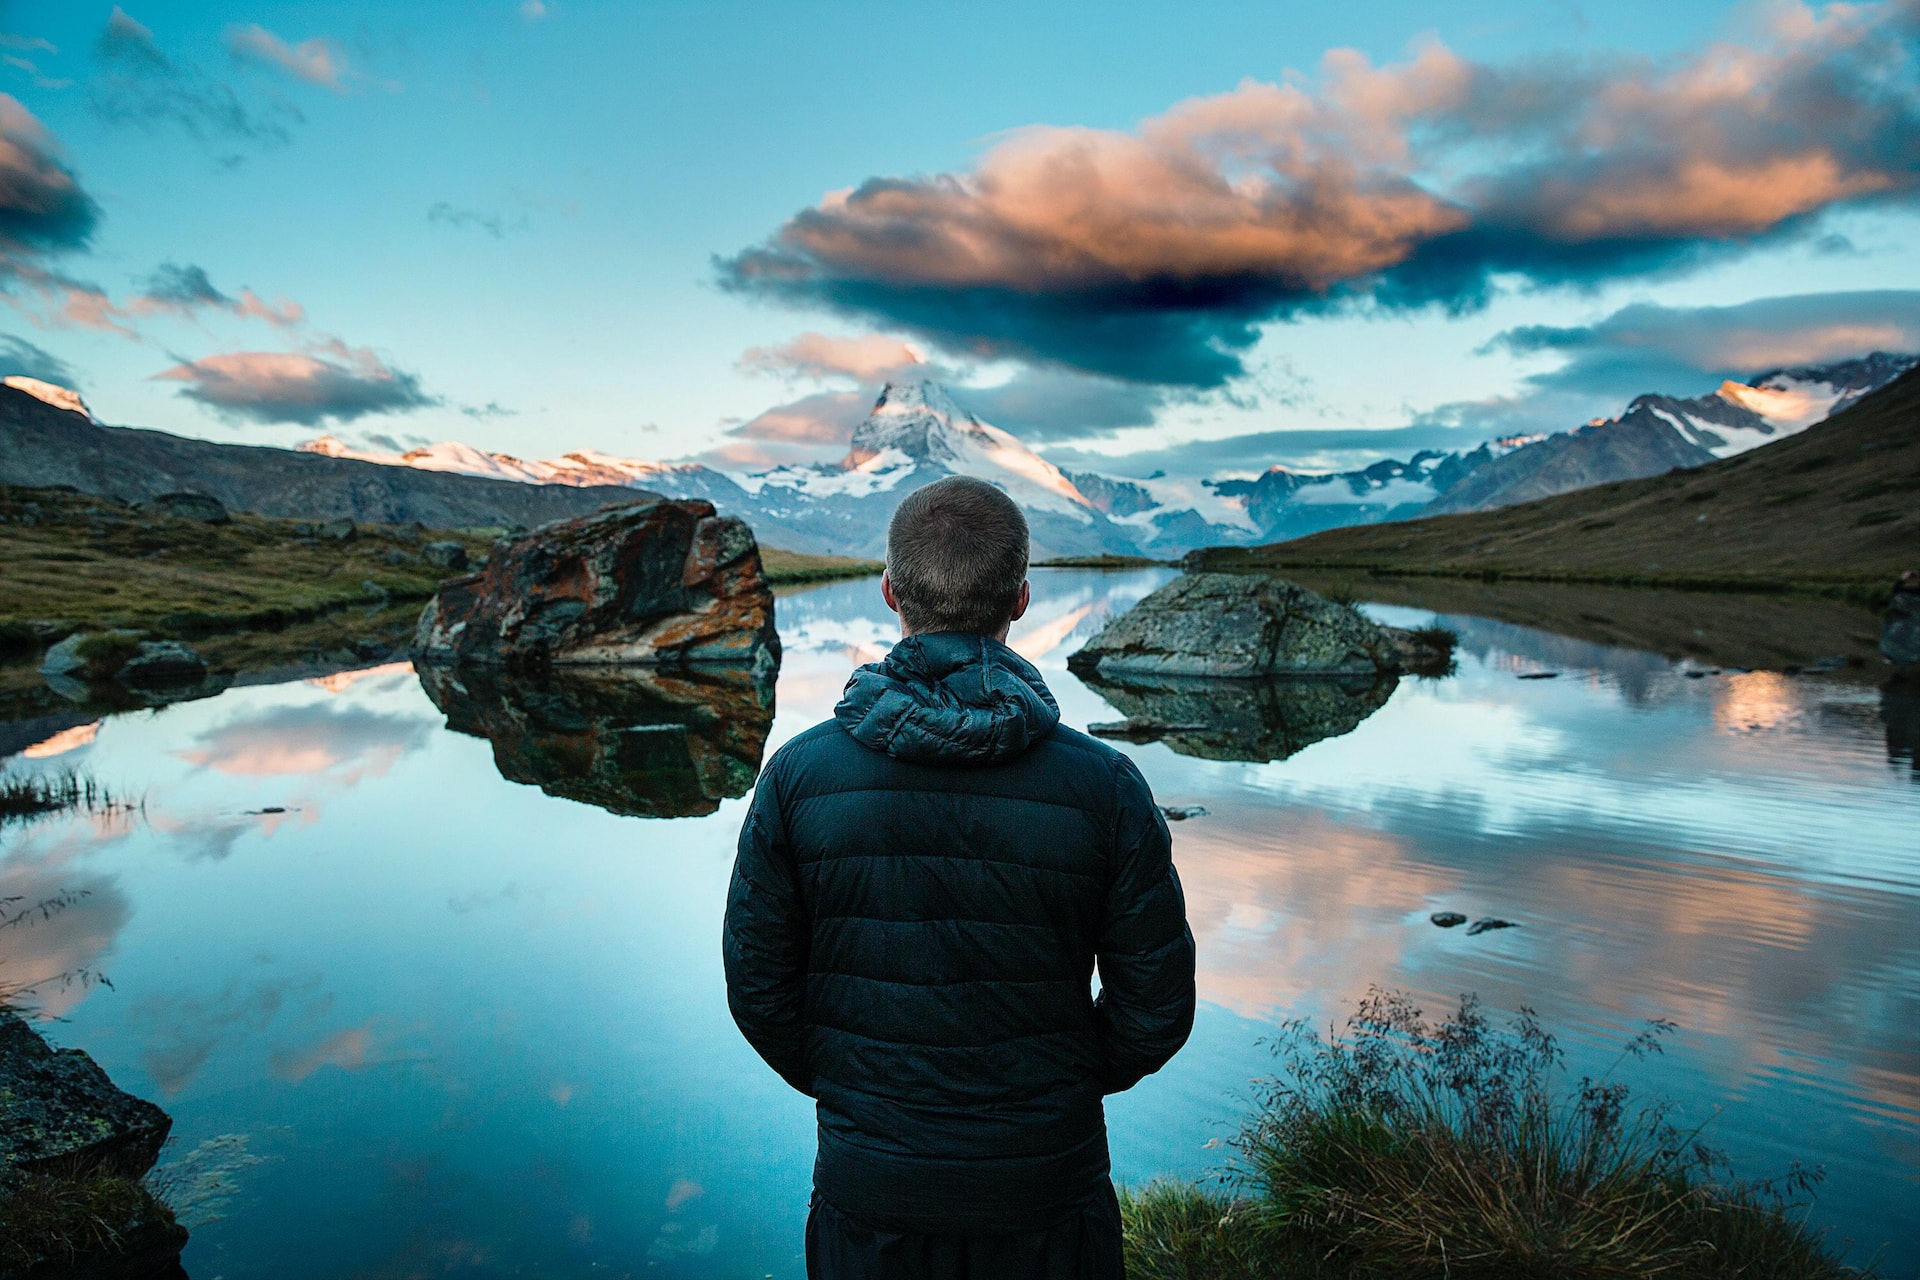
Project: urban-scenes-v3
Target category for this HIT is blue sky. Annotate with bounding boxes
[1,0,1917,476]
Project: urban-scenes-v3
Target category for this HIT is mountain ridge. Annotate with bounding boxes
[1192,363,1920,590]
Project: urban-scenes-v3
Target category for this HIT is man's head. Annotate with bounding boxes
[882,476,1032,639]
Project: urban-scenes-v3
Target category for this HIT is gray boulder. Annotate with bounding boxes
[1884,570,1919,672]
[1069,572,1402,677]
[40,630,143,679]
[423,540,469,571]
[319,517,356,540]
[115,640,207,687]
[139,491,228,524]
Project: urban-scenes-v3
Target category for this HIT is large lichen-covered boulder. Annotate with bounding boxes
[0,1013,188,1275]
[412,500,779,672]
[0,1012,172,1176]
[1884,570,1919,673]
[1070,572,1424,677]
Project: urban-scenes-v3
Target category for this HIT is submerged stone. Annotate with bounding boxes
[1467,918,1520,936]
[1159,805,1209,821]
[1430,912,1468,928]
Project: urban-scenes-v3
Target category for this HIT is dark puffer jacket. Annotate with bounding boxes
[723,632,1196,1234]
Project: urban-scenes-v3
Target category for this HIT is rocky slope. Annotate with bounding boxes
[0,385,652,529]
[1193,364,1920,590]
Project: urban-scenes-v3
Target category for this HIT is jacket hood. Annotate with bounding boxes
[836,632,1061,767]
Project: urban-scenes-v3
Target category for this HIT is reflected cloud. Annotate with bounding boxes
[305,662,415,695]
[136,973,324,1095]
[271,1022,374,1083]
[417,665,775,819]
[22,720,101,758]
[0,858,129,1019]
[174,701,435,784]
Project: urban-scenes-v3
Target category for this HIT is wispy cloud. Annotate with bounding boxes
[721,1,1920,388]
[738,331,925,382]
[426,201,527,238]
[224,24,360,94]
[154,341,438,426]
[1488,290,1920,392]
[90,7,300,147]
[132,261,304,327]
[0,332,78,384]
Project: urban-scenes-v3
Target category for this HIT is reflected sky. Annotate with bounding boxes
[1,569,1915,1277]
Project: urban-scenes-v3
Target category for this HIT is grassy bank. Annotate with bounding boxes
[1034,554,1175,569]
[760,546,884,586]
[0,485,488,642]
[1120,992,1872,1279]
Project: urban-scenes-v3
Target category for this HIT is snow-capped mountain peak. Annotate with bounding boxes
[4,376,92,420]
[838,380,1093,516]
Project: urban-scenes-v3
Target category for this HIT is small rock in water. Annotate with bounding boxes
[1466,917,1519,936]
[1518,672,1559,680]
[1430,911,1467,928]
[246,806,288,815]
[1159,805,1208,821]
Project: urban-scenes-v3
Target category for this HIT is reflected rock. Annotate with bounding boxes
[1079,670,1396,763]
[417,664,773,817]
[1884,679,1918,774]
[1883,569,1919,674]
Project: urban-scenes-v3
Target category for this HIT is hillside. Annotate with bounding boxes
[1194,365,1920,591]
[0,386,655,529]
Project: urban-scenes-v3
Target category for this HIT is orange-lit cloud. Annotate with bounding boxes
[722,3,1920,386]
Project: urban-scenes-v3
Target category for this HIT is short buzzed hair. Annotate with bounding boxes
[887,476,1030,635]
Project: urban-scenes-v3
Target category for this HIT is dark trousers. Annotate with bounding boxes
[804,1184,1125,1280]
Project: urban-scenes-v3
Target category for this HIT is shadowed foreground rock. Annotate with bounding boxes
[1069,572,1447,678]
[0,1012,187,1278]
[413,500,779,672]
[1884,570,1919,674]
[417,663,774,818]
[1080,670,1397,763]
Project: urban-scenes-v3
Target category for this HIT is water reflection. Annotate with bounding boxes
[0,570,1914,1276]
[1077,671,1398,762]
[417,665,775,818]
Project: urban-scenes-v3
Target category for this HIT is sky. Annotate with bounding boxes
[0,0,1917,478]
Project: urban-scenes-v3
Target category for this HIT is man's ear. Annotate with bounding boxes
[1008,579,1031,624]
[880,570,899,615]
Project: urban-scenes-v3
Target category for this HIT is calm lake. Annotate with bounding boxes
[3,567,1917,1277]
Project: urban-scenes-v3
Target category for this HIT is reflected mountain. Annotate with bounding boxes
[417,665,774,818]
[1080,671,1397,763]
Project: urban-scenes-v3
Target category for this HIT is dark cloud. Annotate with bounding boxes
[721,5,1920,387]
[458,400,515,419]
[131,260,303,326]
[154,343,438,427]
[90,7,299,147]
[0,331,77,383]
[427,202,526,238]
[1488,290,1920,395]
[0,93,99,256]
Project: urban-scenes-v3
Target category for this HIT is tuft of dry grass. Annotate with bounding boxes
[1121,991,1873,1280]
